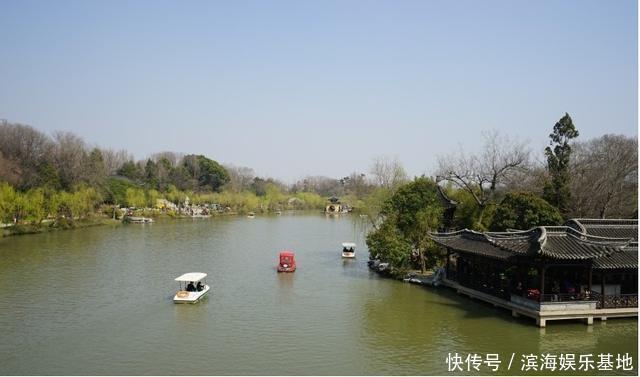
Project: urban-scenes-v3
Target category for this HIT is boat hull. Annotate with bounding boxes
[173,285,210,303]
[277,266,296,273]
[342,252,356,258]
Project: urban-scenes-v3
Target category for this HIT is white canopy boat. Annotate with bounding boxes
[341,242,356,258]
[173,272,210,303]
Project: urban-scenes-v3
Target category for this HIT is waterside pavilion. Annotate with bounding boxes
[429,219,638,327]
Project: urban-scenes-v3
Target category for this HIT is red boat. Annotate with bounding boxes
[277,251,296,272]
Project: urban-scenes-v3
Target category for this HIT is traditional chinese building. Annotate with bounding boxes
[436,186,457,231]
[429,218,638,327]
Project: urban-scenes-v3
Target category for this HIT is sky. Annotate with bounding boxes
[0,0,637,182]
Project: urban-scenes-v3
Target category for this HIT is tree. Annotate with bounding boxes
[224,164,255,193]
[437,130,530,227]
[369,155,408,190]
[366,177,443,274]
[118,161,142,181]
[144,159,159,189]
[146,189,161,208]
[366,218,413,271]
[490,192,563,231]
[570,134,637,218]
[102,148,132,175]
[0,122,54,189]
[181,155,229,192]
[52,131,88,190]
[0,182,17,224]
[125,187,147,208]
[543,113,579,214]
[387,177,443,273]
[340,172,372,198]
[85,148,106,186]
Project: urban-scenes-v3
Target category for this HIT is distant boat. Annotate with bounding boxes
[277,251,296,272]
[125,216,154,224]
[341,242,356,258]
[173,272,210,304]
[247,212,256,218]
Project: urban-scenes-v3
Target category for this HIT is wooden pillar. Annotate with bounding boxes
[540,264,546,297]
[601,273,606,308]
[445,248,450,279]
[587,265,593,293]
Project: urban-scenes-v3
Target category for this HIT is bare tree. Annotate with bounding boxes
[224,164,256,193]
[369,155,408,190]
[102,148,133,175]
[150,151,184,167]
[570,134,637,218]
[52,131,88,189]
[436,130,530,224]
[0,150,21,186]
[0,122,54,188]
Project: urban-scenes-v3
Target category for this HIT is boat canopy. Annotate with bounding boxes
[175,272,207,282]
[342,242,356,248]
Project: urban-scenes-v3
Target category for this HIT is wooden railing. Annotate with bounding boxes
[591,292,638,309]
[540,292,638,309]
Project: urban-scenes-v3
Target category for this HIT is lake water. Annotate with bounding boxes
[0,213,637,375]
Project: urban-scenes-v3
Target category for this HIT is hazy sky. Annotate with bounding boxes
[0,0,637,182]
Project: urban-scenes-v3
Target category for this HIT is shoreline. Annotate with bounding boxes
[0,209,342,238]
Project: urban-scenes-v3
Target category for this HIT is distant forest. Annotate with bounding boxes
[0,114,637,230]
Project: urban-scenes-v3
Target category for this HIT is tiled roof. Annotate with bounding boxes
[430,225,635,264]
[429,230,513,260]
[566,218,638,242]
[436,186,458,209]
[592,245,638,270]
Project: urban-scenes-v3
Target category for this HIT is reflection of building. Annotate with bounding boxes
[430,218,638,327]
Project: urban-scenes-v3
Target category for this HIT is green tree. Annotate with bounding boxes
[388,177,443,273]
[366,218,413,272]
[146,189,161,208]
[86,148,106,186]
[144,159,159,189]
[490,192,563,231]
[0,182,17,224]
[543,113,579,214]
[182,155,229,192]
[118,161,142,181]
[367,177,444,274]
[20,188,46,223]
[125,187,147,208]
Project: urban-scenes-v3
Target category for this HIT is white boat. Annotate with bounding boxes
[341,242,356,258]
[247,212,256,218]
[173,272,210,303]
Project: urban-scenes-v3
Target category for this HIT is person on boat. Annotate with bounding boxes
[186,282,196,292]
[196,282,204,291]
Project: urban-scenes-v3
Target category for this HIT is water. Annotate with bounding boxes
[0,213,636,375]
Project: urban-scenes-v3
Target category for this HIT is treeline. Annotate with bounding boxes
[437,114,638,230]
[367,113,638,276]
[0,120,389,226]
